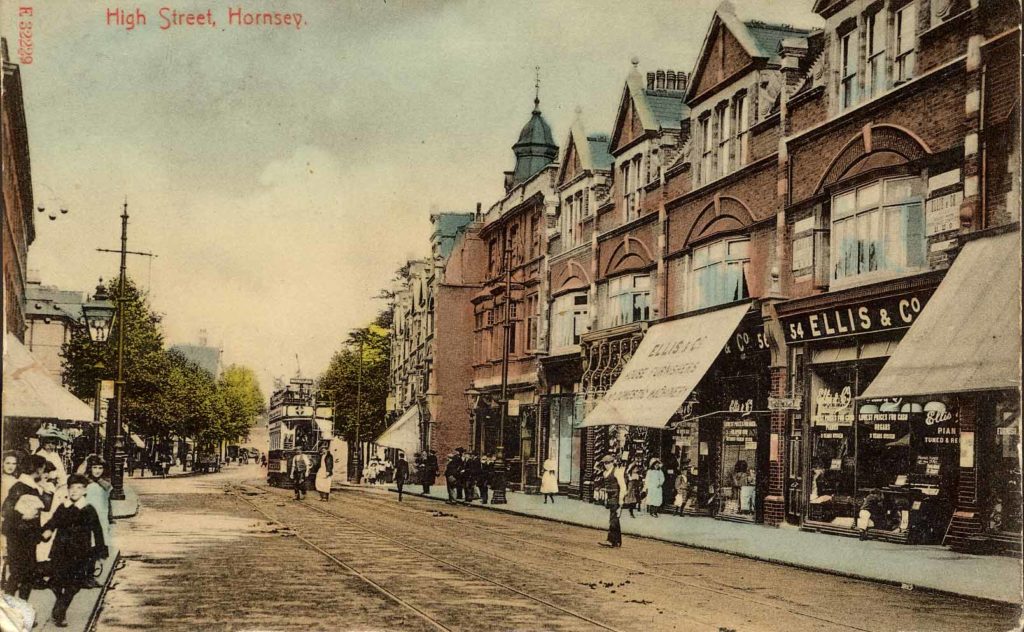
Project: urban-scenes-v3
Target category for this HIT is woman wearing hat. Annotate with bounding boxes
[598,455,626,547]
[644,458,665,517]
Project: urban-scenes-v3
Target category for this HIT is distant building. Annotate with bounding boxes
[430,212,475,260]
[2,39,35,342]
[170,331,221,377]
[23,274,86,383]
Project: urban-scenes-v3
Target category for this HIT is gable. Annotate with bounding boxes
[558,134,582,186]
[610,90,648,155]
[691,19,755,101]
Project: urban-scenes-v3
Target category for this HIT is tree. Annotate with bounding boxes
[62,277,170,439]
[319,322,390,444]
[217,365,266,443]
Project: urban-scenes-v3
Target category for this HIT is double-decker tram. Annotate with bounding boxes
[267,378,334,487]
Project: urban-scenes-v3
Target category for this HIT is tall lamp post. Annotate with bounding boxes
[81,282,115,457]
[490,227,515,505]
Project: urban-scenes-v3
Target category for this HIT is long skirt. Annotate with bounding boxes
[315,471,332,494]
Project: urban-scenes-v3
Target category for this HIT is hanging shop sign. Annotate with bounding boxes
[781,289,935,343]
[926,191,963,236]
[768,396,803,411]
[723,419,758,444]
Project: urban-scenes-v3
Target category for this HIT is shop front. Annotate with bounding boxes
[579,302,773,522]
[540,353,586,498]
[858,230,1021,554]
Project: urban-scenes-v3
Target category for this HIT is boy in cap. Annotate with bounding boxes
[43,473,108,627]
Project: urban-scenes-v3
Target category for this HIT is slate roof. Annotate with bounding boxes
[744,21,813,65]
[644,91,689,130]
[586,134,614,171]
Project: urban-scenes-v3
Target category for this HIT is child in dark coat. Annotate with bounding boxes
[42,473,108,627]
[1,454,49,599]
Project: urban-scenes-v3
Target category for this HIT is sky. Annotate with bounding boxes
[2,0,821,395]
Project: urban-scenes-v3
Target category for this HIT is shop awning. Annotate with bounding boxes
[580,303,751,428]
[375,405,420,456]
[861,231,1021,399]
[2,334,96,423]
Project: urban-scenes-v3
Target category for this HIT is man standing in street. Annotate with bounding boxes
[462,452,481,503]
[444,453,462,504]
[395,452,410,502]
[424,450,439,495]
[290,452,312,501]
[478,454,492,504]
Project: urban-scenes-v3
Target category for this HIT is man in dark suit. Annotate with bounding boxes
[424,450,439,495]
[462,453,482,503]
[444,453,462,504]
[395,452,410,502]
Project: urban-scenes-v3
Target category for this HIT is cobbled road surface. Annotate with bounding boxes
[93,465,1021,632]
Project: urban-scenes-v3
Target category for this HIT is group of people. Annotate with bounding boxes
[1,440,112,627]
[288,444,334,502]
[441,448,496,505]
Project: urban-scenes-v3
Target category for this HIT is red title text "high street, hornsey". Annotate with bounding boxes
[105,7,306,31]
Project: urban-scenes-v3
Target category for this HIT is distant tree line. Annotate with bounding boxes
[62,277,265,450]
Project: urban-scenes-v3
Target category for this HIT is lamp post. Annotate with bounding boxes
[81,281,115,458]
[490,228,515,505]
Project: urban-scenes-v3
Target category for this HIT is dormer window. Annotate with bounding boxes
[700,116,713,184]
[717,104,731,178]
[621,154,642,221]
[894,3,917,83]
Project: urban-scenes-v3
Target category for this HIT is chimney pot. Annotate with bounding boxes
[666,70,677,90]
[677,72,688,93]
[656,70,666,90]
[646,72,655,89]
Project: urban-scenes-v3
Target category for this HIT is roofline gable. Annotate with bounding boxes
[685,3,773,102]
[609,75,660,155]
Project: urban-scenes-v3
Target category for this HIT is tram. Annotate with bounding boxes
[266,378,334,487]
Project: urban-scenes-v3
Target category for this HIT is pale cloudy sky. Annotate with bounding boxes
[3,0,820,393]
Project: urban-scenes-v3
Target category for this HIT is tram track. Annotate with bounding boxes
[303,484,879,632]
[228,483,638,632]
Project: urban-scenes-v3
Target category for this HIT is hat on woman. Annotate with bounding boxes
[599,454,615,464]
[649,458,662,467]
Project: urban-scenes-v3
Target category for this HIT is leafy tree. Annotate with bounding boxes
[217,365,266,443]
[319,322,390,444]
[62,277,170,439]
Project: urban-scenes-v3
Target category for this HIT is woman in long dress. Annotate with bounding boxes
[644,459,665,517]
[540,458,558,503]
[314,445,333,502]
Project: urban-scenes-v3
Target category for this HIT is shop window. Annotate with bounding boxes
[894,3,917,84]
[551,292,589,352]
[839,29,858,110]
[687,237,750,311]
[830,177,925,287]
[986,403,1022,535]
[606,273,650,327]
[866,10,887,99]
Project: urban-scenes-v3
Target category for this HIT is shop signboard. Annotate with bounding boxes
[812,386,854,426]
[926,190,962,236]
[768,396,802,411]
[723,419,758,444]
[781,289,935,343]
[722,323,769,357]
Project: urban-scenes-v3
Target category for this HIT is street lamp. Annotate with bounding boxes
[81,281,116,343]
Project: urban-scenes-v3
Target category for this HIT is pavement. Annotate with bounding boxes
[12,483,137,632]
[382,484,1023,604]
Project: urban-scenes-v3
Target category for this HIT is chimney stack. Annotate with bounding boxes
[476,202,482,220]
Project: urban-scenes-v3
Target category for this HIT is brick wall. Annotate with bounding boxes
[764,365,788,526]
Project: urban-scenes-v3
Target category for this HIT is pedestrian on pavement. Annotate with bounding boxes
[477,455,492,504]
[453,448,466,500]
[444,454,461,504]
[260,453,267,468]
[425,451,439,495]
[414,452,425,492]
[622,459,642,518]
[598,455,625,548]
[313,445,334,502]
[462,453,481,502]
[1,454,49,599]
[540,458,558,503]
[644,459,665,517]
[290,452,312,501]
[42,473,108,628]
[84,456,112,557]
[1,451,23,507]
[673,461,691,515]
[395,452,410,502]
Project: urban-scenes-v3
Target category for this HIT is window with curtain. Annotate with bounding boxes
[688,237,750,311]
[867,11,887,99]
[895,3,917,83]
[605,274,650,327]
[551,292,589,351]
[830,177,925,285]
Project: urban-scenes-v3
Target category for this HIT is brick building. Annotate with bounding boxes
[23,274,86,383]
[470,95,559,491]
[2,39,35,343]
[383,212,477,473]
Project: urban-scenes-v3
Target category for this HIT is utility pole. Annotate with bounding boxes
[96,200,155,501]
[492,227,513,504]
[354,334,364,483]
